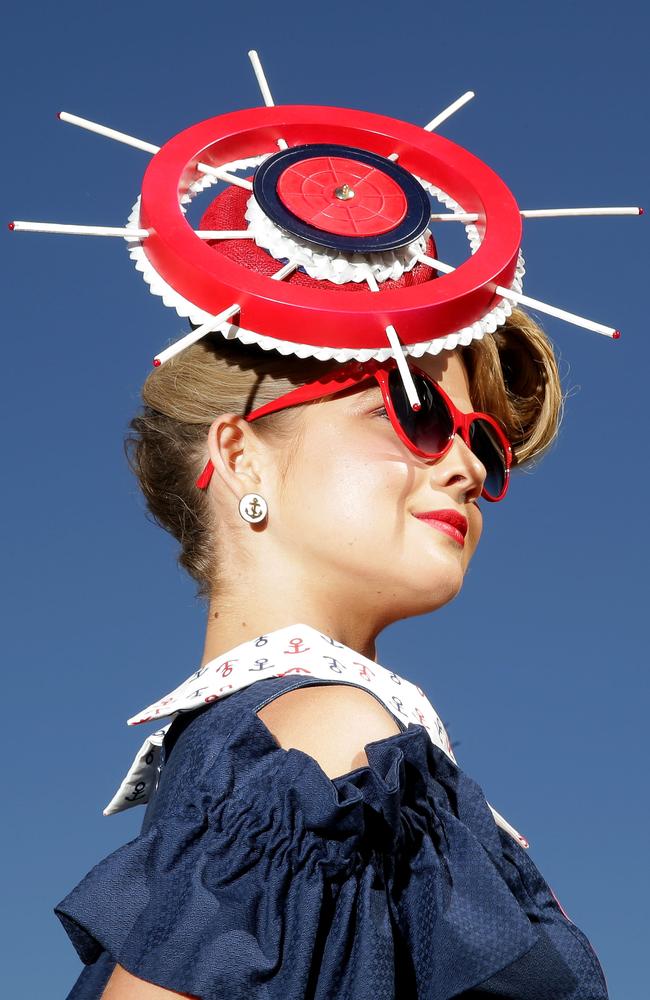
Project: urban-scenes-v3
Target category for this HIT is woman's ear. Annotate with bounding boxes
[205,414,264,501]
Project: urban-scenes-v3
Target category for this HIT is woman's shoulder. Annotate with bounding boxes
[148,673,406,818]
[163,672,407,764]
[102,670,411,820]
[148,675,382,815]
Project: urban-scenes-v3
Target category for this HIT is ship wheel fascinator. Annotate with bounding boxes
[10,49,642,418]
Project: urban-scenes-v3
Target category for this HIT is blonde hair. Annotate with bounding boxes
[125,307,565,599]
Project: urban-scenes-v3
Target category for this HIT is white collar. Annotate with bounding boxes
[102,622,529,849]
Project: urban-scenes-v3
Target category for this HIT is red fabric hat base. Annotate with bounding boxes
[199,183,438,294]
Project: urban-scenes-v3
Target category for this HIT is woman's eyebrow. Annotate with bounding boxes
[336,381,381,402]
[357,383,383,401]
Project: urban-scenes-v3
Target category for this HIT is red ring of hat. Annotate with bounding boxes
[139,104,522,350]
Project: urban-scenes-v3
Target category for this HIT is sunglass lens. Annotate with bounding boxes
[388,368,454,453]
[387,369,508,500]
[469,419,508,499]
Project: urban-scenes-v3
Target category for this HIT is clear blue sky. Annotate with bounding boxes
[2,1,648,995]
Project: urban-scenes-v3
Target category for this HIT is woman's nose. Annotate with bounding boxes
[429,432,487,502]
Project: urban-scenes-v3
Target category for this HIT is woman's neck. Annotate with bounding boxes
[200,596,380,667]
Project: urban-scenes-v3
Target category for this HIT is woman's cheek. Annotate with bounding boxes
[293,450,369,536]
[326,462,400,547]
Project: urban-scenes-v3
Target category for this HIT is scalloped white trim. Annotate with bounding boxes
[125,152,525,363]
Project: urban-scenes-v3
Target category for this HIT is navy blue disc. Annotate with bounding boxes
[252,143,431,253]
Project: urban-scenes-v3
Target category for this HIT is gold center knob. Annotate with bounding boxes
[334,183,355,201]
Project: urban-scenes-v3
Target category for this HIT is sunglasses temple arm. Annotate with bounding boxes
[196,463,215,489]
[195,366,378,489]
[245,369,377,420]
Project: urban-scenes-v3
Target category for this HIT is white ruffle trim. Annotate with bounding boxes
[244,193,430,285]
[125,151,525,363]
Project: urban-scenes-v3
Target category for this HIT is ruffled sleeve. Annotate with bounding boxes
[54,706,607,1000]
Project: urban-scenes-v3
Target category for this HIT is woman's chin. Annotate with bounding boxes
[415,553,466,604]
[387,555,465,615]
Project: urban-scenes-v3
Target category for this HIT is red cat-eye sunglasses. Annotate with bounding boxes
[196,357,513,502]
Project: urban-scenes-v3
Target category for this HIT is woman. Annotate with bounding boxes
[53,307,609,999]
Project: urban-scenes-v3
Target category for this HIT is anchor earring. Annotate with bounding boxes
[238,493,268,524]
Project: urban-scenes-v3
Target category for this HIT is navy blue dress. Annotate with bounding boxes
[55,674,609,999]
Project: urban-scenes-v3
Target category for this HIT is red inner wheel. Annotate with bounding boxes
[276,155,408,236]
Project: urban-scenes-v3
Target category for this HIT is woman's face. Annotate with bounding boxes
[266,349,488,624]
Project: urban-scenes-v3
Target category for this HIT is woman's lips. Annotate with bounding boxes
[413,510,468,547]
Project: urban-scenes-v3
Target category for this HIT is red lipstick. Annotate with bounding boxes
[413,509,468,546]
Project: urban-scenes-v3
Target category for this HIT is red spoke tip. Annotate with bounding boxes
[56,111,62,119]
[613,330,621,340]
[639,207,645,215]
[7,222,15,231]
[412,402,422,412]
[152,358,161,367]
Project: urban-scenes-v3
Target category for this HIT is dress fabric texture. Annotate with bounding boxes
[55,673,609,1000]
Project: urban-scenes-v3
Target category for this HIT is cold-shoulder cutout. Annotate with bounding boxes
[255,681,402,780]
